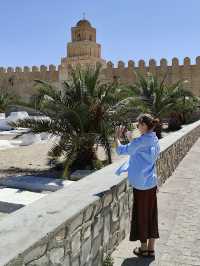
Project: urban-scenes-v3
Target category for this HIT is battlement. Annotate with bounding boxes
[1,56,200,99]
[0,64,61,74]
[1,56,199,74]
[102,56,200,96]
[106,56,200,69]
[0,64,60,101]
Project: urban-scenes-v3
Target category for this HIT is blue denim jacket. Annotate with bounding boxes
[115,131,160,190]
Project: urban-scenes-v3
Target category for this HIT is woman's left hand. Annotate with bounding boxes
[126,131,133,141]
[115,126,126,139]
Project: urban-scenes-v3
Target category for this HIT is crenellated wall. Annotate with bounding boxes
[0,64,60,75]
[1,56,200,101]
[102,56,200,96]
[0,65,60,101]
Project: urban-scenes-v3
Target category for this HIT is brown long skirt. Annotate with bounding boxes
[129,186,159,242]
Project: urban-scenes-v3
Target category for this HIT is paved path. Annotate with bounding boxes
[112,138,200,266]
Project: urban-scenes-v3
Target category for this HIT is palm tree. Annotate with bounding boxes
[133,72,176,117]
[11,65,140,178]
[133,72,199,132]
[166,81,198,123]
[132,72,173,138]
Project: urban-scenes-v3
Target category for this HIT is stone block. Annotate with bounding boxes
[83,205,94,222]
[67,212,83,233]
[92,246,103,266]
[80,237,92,265]
[48,247,65,265]
[92,214,103,239]
[71,256,80,266]
[124,213,130,235]
[71,230,81,256]
[93,200,103,217]
[119,212,126,241]
[111,220,120,234]
[117,181,127,196]
[119,193,126,216]
[27,255,49,266]
[64,238,70,253]
[103,212,111,245]
[23,243,47,264]
[103,192,113,208]
[48,227,66,249]
[108,231,120,251]
[110,185,118,201]
[91,234,102,259]
[81,222,91,240]
[5,256,24,266]
[62,254,70,266]
[111,202,119,222]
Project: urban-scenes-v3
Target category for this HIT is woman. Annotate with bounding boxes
[115,113,160,258]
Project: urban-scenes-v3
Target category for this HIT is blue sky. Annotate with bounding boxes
[0,0,200,67]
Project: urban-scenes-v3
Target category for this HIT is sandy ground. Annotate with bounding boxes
[0,140,55,178]
[0,134,120,179]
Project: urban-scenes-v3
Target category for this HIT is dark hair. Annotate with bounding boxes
[137,113,161,138]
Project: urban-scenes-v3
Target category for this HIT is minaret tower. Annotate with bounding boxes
[59,17,106,80]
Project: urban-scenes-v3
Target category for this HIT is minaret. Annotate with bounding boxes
[59,18,106,80]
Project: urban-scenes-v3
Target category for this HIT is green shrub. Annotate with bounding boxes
[103,254,114,266]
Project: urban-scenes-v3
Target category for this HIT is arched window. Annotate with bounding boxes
[77,33,81,41]
[89,35,92,41]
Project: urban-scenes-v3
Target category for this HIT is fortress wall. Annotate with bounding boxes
[0,65,59,101]
[102,56,200,96]
[1,57,200,100]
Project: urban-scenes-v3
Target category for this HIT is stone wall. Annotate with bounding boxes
[1,56,200,101]
[0,121,200,266]
[102,56,200,96]
[0,65,59,101]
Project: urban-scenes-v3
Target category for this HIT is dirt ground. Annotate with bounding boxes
[0,135,119,179]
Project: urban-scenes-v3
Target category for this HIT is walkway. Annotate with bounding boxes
[112,138,200,266]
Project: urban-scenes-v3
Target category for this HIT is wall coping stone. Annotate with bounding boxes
[0,120,200,265]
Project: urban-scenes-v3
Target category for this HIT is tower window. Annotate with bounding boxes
[89,35,92,41]
[77,33,81,41]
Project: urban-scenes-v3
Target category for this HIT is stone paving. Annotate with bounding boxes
[112,138,200,266]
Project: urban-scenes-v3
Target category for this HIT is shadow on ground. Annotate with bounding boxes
[0,167,62,179]
[121,257,155,266]
[0,201,24,213]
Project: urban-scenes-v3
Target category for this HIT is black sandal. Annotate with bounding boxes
[133,247,149,257]
[148,250,155,258]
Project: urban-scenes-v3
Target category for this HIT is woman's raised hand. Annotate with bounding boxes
[115,126,126,139]
[126,131,133,141]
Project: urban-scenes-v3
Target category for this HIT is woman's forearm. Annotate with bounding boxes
[115,137,121,148]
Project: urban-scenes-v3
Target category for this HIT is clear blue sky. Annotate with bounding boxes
[0,0,200,67]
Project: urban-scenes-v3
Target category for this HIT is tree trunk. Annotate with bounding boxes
[105,140,112,164]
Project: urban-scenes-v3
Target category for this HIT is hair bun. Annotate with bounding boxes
[153,118,160,125]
